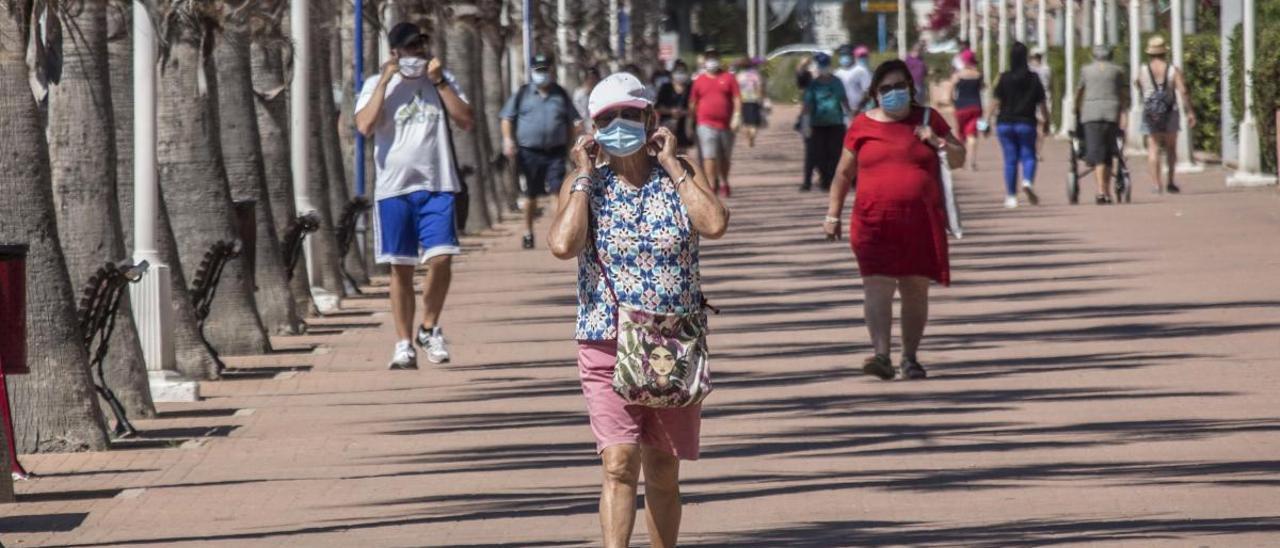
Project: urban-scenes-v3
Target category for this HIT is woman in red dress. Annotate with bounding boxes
[823,60,966,381]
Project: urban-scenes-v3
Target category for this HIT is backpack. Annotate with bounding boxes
[1143,64,1176,130]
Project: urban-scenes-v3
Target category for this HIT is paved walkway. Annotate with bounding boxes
[4,106,1280,547]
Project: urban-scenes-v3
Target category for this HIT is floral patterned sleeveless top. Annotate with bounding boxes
[576,164,703,341]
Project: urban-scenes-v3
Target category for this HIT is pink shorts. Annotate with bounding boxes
[577,341,701,460]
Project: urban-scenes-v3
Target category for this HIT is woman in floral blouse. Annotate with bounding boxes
[548,72,730,548]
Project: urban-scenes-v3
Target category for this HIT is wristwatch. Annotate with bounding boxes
[570,174,594,194]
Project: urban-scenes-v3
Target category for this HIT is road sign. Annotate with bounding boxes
[862,0,898,13]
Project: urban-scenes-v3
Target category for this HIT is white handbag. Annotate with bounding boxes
[922,109,964,239]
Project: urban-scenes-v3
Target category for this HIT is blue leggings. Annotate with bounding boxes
[996,122,1038,196]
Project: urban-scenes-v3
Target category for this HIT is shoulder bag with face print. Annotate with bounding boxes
[590,173,713,408]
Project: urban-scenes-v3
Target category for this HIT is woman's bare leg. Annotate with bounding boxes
[863,276,897,357]
[966,135,979,170]
[1146,134,1163,190]
[1163,133,1178,188]
[600,444,642,548]
[898,276,931,359]
[641,447,682,548]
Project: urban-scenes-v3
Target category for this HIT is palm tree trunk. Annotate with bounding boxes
[109,5,221,382]
[444,5,493,233]
[214,22,304,335]
[156,24,270,359]
[480,10,513,222]
[301,6,350,301]
[249,41,315,317]
[47,0,155,419]
[0,2,109,453]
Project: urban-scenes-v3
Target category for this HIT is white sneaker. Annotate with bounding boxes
[1003,196,1019,209]
[1021,181,1039,205]
[417,325,451,364]
[388,341,417,370]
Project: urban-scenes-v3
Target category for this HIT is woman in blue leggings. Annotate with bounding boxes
[989,42,1051,208]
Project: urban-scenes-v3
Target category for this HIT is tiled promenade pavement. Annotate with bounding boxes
[3,105,1280,547]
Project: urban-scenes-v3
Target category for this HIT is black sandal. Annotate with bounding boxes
[1095,194,1112,205]
[862,355,895,381]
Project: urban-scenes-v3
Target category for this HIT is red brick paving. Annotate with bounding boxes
[2,105,1279,546]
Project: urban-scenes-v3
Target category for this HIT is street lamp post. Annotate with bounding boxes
[1058,0,1075,136]
[898,0,908,58]
[998,0,1008,72]
[1126,0,1146,153]
[961,0,969,43]
[1170,0,1202,173]
[1037,0,1046,49]
[131,0,196,402]
[982,0,992,82]
[1016,0,1026,43]
[1228,0,1278,185]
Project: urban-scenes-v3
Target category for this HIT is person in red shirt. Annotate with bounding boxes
[689,46,742,197]
[823,60,965,382]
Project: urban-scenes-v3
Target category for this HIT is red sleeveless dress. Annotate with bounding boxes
[843,107,952,286]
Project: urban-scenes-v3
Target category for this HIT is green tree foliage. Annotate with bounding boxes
[1182,33,1222,155]
[1229,0,1280,173]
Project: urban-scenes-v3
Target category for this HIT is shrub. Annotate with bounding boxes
[1182,33,1222,155]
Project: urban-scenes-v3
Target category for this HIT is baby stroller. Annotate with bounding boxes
[1066,117,1132,204]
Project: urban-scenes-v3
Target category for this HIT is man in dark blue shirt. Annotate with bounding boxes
[500,53,580,249]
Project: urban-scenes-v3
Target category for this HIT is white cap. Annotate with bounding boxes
[587,72,654,119]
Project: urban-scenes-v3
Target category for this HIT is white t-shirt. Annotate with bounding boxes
[355,71,469,200]
[834,64,872,111]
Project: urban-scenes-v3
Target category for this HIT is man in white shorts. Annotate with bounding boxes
[355,22,473,369]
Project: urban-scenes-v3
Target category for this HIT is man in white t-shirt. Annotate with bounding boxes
[355,22,473,370]
[834,44,873,115]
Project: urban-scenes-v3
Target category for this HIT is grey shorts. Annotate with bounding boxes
[1141,109,1181,135]
[696,125,735,160]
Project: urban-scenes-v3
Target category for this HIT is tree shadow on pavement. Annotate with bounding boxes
[688,515,1280,547]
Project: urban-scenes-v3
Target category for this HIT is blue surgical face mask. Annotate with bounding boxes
[531,70,550,87]
[880,88,911,114]
[839,55,854,68]
[595,118,648,157]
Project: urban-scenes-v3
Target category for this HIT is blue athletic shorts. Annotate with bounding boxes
[374,191,461,265]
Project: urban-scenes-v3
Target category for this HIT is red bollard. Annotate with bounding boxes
[0,243,31,479]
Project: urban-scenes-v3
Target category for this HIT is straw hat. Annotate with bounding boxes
[1145,35,1168,55]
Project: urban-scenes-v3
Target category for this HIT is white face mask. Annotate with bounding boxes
[398,56,428,78]
[705,59,721,72]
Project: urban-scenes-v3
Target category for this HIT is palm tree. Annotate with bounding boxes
[212,0,304,335]
[47,0,157,419]
[0,0,109,453]
[439,1,493,232]
[248,37,315,317]
[153,1,271,363]
[108,1,223,382]
[301,0,354,300]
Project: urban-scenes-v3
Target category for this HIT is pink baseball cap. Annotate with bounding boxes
[587,72,654,119]
[853,45,871,58]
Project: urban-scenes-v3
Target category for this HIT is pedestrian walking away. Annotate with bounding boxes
[905,41,930,105]
[354,22,474,370]
[1074,45,1130,204]
[834,44,874,116]
[690,46,742,198]
[795,55,820,191]
[989,42,1050,208]
[824,60,965,381]
[501,53,581,250]
[1137,35,1197,194]
[656,60,695,153]
[948,49,985,171]
[736,58,767,147]
[800,53,851,192]
[547,71,730,548]
[951,40,973,73]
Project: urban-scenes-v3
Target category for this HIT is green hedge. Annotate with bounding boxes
[1183,33,1222,156]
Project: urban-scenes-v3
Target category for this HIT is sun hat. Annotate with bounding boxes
[587,72,654,119]
[1146,35,1168,55]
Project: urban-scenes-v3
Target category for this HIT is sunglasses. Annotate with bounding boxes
[593,108,646,127]
[876,81,911,95]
